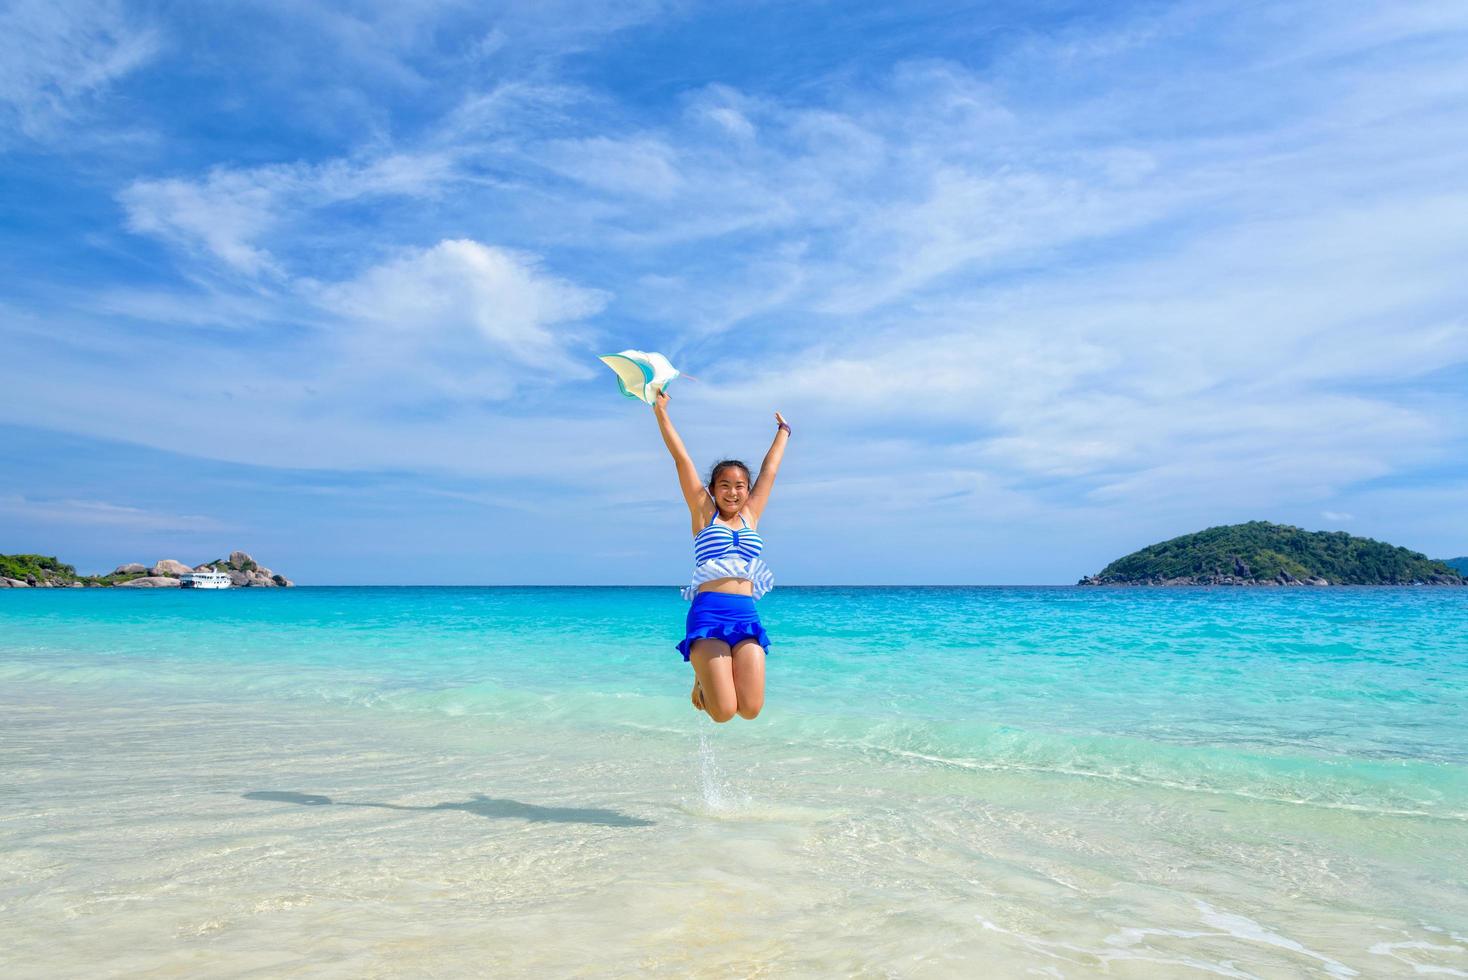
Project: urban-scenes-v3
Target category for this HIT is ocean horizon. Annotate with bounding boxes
[4,585,1465,976]
[12,580,1305,589]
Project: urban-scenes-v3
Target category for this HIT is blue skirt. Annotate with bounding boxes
[677,591,771,661]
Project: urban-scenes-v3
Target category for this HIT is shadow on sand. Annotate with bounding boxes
[243,790,654,827]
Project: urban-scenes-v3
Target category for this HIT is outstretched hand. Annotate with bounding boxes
[774,411,788,428]
[655,388,671,410]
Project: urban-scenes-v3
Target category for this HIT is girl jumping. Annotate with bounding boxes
[652,389,789,722]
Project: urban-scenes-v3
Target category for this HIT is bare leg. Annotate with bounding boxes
[689,639,737,723]
[731,639,766,719]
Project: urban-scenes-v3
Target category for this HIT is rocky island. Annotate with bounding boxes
[0,551,294,588]
[1080,522,1465,586]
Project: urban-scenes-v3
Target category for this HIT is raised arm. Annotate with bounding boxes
[745,412,789,524]
[653,390,713,528]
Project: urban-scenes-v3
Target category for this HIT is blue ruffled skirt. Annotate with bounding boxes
[677,591,770,661]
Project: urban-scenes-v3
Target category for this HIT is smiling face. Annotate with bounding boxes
[709,464,751,518]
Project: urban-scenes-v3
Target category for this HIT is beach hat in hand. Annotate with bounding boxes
[598,349,682,404]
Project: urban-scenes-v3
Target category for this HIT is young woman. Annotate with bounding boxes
[652,388,789,723]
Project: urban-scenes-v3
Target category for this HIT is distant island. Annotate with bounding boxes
[1079,522,1466,586]
[0,551,293,588]
[1447,557,1468,575]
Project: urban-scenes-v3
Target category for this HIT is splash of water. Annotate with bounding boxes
[695,730,756,813]
[698,730,727,809]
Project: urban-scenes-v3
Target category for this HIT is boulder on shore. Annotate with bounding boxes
[114,562,147,575]
[151,559,193,577]
[229,551,254,569]
[3,577,29,588]
[116,576,182,588]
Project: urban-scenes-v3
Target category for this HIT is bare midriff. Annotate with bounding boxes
[697,577,754,596]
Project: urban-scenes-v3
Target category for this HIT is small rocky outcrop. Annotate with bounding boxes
[208,551,291,586]
[196,551,293,587]
[115,576,183,588]
[114,562,147,575]
[3,577,30,588]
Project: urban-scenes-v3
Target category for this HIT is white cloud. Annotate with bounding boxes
[120,168,284,276]
[540,136,685,199]
[437,79,586,141]
[310,238,608,394]
[0,0,158,141]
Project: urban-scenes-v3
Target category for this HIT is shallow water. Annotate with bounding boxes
[2,587,1466,976]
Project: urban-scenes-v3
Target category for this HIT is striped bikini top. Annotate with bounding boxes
[693,508,764,566]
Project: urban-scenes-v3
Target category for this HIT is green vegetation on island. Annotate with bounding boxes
[0,554,146,587]
[1080,522,1466,586]
[1445,557,1468,575]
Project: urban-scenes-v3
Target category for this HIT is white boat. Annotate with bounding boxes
[180,571,232,589]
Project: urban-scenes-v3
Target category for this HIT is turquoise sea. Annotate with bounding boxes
[3,587,1467,976]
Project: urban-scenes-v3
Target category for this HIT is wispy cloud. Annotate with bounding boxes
[0,0,159,142]
[0,495,232,533]
[119,153,458,275]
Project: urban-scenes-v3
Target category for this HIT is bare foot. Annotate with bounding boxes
[691,681,706,712]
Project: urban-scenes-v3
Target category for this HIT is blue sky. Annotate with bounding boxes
[3,0,1467,584]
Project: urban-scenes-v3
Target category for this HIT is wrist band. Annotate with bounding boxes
[777,423,791,436]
